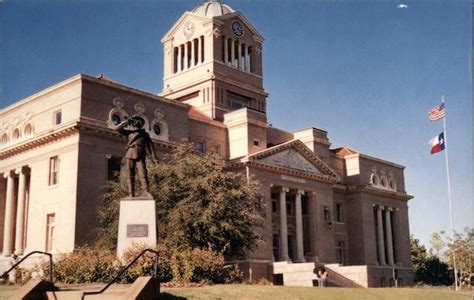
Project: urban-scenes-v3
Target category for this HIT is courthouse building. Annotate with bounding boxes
[0,1,414,287]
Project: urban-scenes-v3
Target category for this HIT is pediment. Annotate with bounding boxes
[161,12,211,42]
[217,12,264,41]
[248,140,340,182]
[260,149,322,174]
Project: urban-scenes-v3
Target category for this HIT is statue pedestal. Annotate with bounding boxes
[117,195,157,258]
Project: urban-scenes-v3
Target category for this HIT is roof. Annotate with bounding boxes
[192,0,235,17]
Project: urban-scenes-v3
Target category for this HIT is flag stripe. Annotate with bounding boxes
[428,103,445,121]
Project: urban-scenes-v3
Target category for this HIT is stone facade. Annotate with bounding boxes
[0,1,414,287]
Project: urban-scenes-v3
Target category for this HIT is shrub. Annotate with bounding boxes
[47,248,119,284]
[121,243,172,283]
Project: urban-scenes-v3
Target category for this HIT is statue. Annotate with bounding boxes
[115,116,158,197]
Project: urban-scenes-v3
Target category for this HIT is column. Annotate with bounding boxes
[177,45,182,72]
[295,189,305,262]
[279,187,289,261]
[230,39,235,67]
[197,37,202,65]
[14,167,26,255]
[190,40,195,67]
[237,41,242,69]
[377,206,386,266]
[224,37,228,64]
[308,191,318,261]
[3,172,14,256]
[184,42,188,69]
[385,207,395,266]
[244,45,250,71]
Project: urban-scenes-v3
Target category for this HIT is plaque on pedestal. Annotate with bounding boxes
[117,195,157,258]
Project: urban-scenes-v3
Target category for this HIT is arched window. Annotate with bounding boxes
[12,128,20,140]
[1,133,8,144]
[380,177,387,187]
[370,174,379,185]
[24,123,33,136]
[389,179,397,191]
[108,108,128,129]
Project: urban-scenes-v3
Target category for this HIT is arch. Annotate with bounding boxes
[370,173,379,186]
[380,176,388,188]
[107,108,129,129]
[1,133,8,144]
[24,123,33,136]
[389,179,397,191]
[150,119,169,142]
[12,128,20,140]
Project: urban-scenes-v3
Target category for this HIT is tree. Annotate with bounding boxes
[410,235,454,286]
[429,231,446,257]
[97,143,264,259]
[445,228,474,289]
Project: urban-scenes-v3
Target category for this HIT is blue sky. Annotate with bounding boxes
[0,0,472,248]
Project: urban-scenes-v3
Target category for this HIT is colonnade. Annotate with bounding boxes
[222,36,252,72]
[277,187,306,263]
[375,205,396,266]
[173,36,205,73]
[1,166,30,257]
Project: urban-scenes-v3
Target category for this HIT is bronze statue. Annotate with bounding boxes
[115,116,158,197]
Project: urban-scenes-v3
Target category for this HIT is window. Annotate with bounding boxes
[1,133,8,144]
[12,128,20,140]
[210,145,220,155]
[112,114,122,125]
[272,199,277,213]
[46,213,55,252]
[336,203,344,223]
[195,141,205,153]
[153,123,161,136]
[323,206,331,221]
[337,240,345,264]
[107,156,122,181]
[24,124,33,135]
[48,156,59,186]
[54,110,62,125]
[253,139,260,147]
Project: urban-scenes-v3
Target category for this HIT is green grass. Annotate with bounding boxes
[0,284,472,299]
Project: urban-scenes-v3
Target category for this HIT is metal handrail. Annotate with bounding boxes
[1,251,53,282]
[82,248,159,299]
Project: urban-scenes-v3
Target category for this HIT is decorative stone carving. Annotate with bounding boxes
[213,28,221,38]
[134,102,146,115]
[113,97,125,108]
[154,108,165,120]
[260,149,322,174]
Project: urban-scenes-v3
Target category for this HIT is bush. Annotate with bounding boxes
[45,244,241,284]
[47,248,119,284]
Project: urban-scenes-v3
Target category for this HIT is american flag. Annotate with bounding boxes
[428,103,445,121]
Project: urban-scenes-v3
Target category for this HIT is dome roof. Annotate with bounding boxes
[192,0,235,17]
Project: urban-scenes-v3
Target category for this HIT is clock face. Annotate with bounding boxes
[183,21,195,38]
[232,21,244,37]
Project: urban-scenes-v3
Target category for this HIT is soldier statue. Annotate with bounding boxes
[115,116,158,197]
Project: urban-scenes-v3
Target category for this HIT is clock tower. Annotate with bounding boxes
[160,0,268,121]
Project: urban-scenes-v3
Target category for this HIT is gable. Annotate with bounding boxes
[259,148,322,174]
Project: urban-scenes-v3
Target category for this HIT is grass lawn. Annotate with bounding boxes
[0,283,472,299]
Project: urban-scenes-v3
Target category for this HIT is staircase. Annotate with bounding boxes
[324,264,367,288]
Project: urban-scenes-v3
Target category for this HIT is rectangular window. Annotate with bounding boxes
[48,156,59,186]
[301,195,308,215]
[336,203,344,223]
[210,145,220,155]
[286,201,292,216]
[337,240,345,264]
[46,213,55,252]
[272,199,277,213]
[195,141,205,153]
[253,139,260,147]
[323,206,331,221]
[53,110,62,125]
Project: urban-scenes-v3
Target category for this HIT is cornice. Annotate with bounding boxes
[334,184,414,201]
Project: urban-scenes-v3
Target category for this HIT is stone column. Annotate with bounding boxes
[184,42,189,69]
[237,41,242,69]
[14,167,26,255]
[190,40,195,67]
[230,39,235,67]
[3,172,15,256]
[223,37,228,64]
[177,45,182,71]
[246,45,251,72]
[385,207,395,266]
[308,191,318,261]
[377,206,386,266]
[295,189,305,262]
[279,187,289,261]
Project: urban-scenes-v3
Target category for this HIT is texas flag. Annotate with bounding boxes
[429,132,445,154]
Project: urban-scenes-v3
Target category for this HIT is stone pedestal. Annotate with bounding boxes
[117,195,157,258]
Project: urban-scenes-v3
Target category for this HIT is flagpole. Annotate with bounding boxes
[441,95,458,291]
